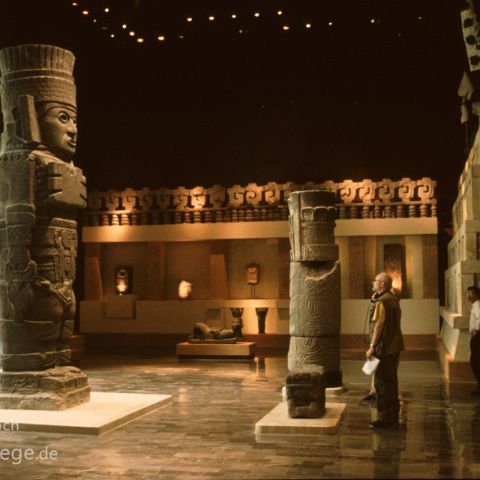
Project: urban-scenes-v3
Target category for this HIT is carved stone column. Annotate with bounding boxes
[0,44,90,409]
[287,190,342,388]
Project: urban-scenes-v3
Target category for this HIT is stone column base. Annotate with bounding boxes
[0,366,90,410]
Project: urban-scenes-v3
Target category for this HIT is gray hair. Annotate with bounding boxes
[376,272,393,290]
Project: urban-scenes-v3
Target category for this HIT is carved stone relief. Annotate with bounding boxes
[0,44,90,409]
[287,190,342,397]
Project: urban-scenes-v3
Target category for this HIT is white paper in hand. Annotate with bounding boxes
[362,356,380,375]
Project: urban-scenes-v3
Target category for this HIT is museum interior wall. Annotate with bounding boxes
[79,178,439,355]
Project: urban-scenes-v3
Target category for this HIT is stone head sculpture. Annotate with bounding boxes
[0,44,77,160]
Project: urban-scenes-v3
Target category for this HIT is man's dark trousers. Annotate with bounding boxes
[374,354,400,424]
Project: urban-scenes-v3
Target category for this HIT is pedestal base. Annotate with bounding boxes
[0,366,90,410]
[0,392,172,435]
[255,401,346,435]
[176,341,256,359]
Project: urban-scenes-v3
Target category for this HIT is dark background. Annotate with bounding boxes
[0,0,475,302]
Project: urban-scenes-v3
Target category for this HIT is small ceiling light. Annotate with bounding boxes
[305,23,312,29]
[277,10,283,15]
[122,24,127,29]
[328,21,333,26]
[82,10,89,15]
[158,35,165,41]
[208,16,215,21]
[231,13,237,19]
[282,25,290,31]
[104,7,109,13]
[254,12,260,18]
[110,33,115,38]
[239,29,244,34]
[370,18,375,24]
[137,38,144,43]
[93,18,97,23]
[72,2,78,6]
[187,17,193,22]
[178,35,184,39]
[129,31,135,36]
[418,16,423,20]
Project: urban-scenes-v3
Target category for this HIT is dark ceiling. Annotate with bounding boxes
[0,0,471,218]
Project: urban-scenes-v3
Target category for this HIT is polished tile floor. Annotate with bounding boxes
[0,354,479,479]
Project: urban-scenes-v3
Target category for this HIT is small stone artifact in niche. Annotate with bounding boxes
[286,365,326,418]
[178,280,193,300]
[246,263,260,284]
[188,308,244,344]
[115,266,133,294]
[246,263,259,298]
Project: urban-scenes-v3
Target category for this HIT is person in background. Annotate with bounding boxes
[366,272,404,429]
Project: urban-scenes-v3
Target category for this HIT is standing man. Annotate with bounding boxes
[366,272,404,429]
[468,286,480,395]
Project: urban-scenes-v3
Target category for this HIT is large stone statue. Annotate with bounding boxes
[0,44,90,409]
[287,190,342,388]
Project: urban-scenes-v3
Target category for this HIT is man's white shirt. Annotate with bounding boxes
[470,299,480,334]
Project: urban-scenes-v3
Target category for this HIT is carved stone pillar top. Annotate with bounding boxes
[288,190,337,262]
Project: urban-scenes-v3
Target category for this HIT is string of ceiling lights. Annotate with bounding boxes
[70,1,427,45]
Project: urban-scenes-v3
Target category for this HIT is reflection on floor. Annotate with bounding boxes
[0,355,479,479]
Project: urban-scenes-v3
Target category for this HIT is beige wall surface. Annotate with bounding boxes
[80,298,439,335]
[164,242,211,300]
[341,299,440,335]
[227,239,280,300]
[97,233,436,302]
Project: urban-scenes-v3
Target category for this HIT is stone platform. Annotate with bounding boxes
[0,391,172,435]
[0,366,90,410]
[176,341,256,359]
[255,401,346,435]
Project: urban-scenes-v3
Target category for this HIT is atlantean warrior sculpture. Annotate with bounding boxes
[287,190,342,391]
[0,44,90,409]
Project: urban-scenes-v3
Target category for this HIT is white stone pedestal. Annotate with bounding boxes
[255,401,346,435]
[0,391,171,435]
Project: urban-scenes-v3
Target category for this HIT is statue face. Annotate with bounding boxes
[37,102,77,160]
